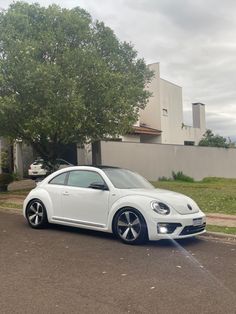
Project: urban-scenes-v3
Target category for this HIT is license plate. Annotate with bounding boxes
[33,172,38,174]
[193,218,202,226]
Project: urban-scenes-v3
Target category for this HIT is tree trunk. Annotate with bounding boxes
[92,141,101,165]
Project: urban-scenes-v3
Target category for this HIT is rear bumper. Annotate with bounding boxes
[147,212,206,240]
[28,169,47,177]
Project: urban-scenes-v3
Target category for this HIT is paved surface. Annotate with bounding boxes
[0,212,235,314]
[8,179,36,191]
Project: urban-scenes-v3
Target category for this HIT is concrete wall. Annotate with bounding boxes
[181,124,205,145]
[77,144,92,165]
[122,135,140,143]
[101,141,236,181]
[139,63,161,130]
[14,142,34,178]
[160,78,183,144]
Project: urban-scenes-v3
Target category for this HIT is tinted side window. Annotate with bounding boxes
[67,171,104,188]
[49,172,67,185]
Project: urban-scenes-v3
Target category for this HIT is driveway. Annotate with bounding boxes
[0,212,235,314]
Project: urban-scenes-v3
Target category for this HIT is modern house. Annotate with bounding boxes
[122,63,206,145]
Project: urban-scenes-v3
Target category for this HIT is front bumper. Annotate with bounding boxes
[147,212,206,241]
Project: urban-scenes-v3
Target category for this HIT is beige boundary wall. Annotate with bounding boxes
[100,141,236,181]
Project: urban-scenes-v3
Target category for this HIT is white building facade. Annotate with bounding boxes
[123,62,206,145]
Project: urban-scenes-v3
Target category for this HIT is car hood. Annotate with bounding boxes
[120,188,200,215]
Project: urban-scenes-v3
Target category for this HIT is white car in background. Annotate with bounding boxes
[23,166,206,244]
[28,158,73,179]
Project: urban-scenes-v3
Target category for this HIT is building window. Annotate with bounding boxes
[162,109,168,116]
[184,141,195,146]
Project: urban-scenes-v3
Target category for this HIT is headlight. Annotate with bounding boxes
[151,201,170,215]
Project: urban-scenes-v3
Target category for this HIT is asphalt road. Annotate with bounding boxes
[0,212,235,314]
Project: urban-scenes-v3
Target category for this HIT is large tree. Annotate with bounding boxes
[198,129,231,148]
[0,2,153,162]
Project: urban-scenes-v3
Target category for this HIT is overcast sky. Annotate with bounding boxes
[1,0,236,140]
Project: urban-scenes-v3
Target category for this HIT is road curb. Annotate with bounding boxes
[200,231,236,241]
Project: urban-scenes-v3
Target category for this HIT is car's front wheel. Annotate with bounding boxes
[113,208,148,245]
[26,199,48,229]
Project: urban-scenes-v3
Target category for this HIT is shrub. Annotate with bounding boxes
[158,176,172,181]
[0,173,13,191]
[172,171,194,183]
[12,171,20,181]
[0,151,9,170]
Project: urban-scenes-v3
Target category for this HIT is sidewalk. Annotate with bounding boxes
[8,179,36,191]
[206,214,236,228]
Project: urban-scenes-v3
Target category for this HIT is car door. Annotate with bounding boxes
[57,170,110,227]
[45,172,68,217]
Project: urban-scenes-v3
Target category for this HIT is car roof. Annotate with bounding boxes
[42,165,122,183]
[82,165,120,170]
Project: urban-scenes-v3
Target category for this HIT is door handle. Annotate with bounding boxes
[62,191,70,196]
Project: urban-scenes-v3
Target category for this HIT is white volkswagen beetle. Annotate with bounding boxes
[23,166,206,244]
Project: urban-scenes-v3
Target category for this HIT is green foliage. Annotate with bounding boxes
[0,201,21,208]
[0,138,13,172]
[172,171,194,182]
[158,172,194,182]
[158,176,172,181]
[0,173,13,191]
[0,150,9,170]
[198,129,230,148]
[0,2,153,162]
[12,171,20,181]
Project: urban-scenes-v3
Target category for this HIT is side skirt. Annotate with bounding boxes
[51,216,107,230]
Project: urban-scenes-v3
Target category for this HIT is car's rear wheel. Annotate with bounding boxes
[26,199,48,229]
[113,208,148,245]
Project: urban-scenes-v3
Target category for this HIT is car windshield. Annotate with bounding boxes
[103,168,155,189]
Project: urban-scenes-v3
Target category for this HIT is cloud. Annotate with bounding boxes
[206,112,236,141]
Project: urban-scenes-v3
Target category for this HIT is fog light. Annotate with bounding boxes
[157,223,182,234]
[159,226,168,234]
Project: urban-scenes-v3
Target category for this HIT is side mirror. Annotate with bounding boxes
[89,182,109,191]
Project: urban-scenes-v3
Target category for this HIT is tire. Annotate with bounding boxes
[26,199,48,229]
[113,208,148,245]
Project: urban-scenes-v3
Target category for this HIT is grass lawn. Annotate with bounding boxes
[207,225,236,235]
[0,201,22,209]
[0,189,29,210]
[0,189,30,196]
[8,189,31,196]
[152,177,236,215]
